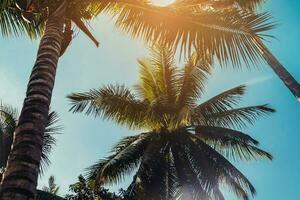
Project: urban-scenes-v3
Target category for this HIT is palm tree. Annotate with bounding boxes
[42,176,60,195]
[0,104,61,182]
[0,0,294,199]
[68,46,274,200]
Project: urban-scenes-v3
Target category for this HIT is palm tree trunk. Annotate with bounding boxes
[256,38,300,101]
[0,13,65,200]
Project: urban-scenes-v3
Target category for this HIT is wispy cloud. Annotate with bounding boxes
[244,75,275,86]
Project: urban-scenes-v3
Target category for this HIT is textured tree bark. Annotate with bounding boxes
[0,14,64,200]
[256,38,300,101]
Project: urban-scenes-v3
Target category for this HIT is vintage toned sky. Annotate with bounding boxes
[0,0,299,199]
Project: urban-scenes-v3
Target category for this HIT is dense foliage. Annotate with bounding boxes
[65,175,123,200]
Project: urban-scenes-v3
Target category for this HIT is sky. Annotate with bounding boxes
[0,0,300,199]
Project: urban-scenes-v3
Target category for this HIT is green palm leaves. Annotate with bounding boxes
[0,0,43,38]
[68,46,274,200]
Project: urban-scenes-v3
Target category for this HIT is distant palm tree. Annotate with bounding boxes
[0,104,61,181]
[42,176,60,195]
[1,0,295,199]
[68,46,275,200]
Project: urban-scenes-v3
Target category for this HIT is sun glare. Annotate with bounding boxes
[151,0,176,7]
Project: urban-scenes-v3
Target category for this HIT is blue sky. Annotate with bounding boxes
[0,0,300,199]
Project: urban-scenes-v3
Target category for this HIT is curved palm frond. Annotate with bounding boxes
[193,85,246,120]
[195,126,272,161]
[40,111,62,174]
[68,84,149,129]
[204,104,275,129]
[86,133,152,185]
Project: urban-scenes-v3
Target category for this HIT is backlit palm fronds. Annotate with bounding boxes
[177,52,211,107]
[150,45,177,102]
[172,0,265,11]
[100,0,274,68]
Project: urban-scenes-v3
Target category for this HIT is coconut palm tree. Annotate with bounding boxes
[0,0,293,199]
[68,46,274,200]
[0,104,61,181]
[42,176,60,195]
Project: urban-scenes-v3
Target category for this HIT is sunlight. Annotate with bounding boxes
[151,0,176,7]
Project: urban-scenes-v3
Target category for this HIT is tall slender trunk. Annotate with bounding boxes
[256,38,300,101]
[0,14,64,200]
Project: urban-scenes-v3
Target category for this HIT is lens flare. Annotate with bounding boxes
[151,0,176,7]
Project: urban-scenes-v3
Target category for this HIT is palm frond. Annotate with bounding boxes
[150,45,177,103]
[40,111,62,174]
[172,0,265,11]
[68,84,149,129]
[177,52,211,107]
[171,136,210,200]
[0,1,43,39]
[100,0,274,68]
[129,139,170,200]
[195,126,272,161]
[204,104,275,129]
[86,133,152,185]
[222,176,249,200]
[193,85,246,121]
[191,135,256,198]
[135,57,161,101]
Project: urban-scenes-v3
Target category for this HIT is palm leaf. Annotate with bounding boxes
[40,111,62,174]
[171,135,210,200]
[68,84,149,129]
[0,0,43,38]
[191,135,256,198]
[195,126,272,161]
[177,52,210,107]
[135,57,161,102]
[172,0,265,11]
[150,45,177,103]
[100,0,274,68]
[193,85,246,121]
[204,104,275,129]
[86,133,152,185]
